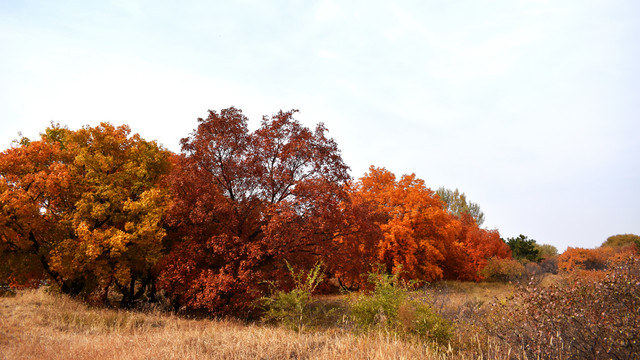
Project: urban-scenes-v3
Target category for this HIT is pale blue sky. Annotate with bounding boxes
[1,0,638,251]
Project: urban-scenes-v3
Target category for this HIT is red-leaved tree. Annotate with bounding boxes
[157,108,351,315]
[441,213,512,281]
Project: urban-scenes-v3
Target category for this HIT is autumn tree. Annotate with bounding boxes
[0,123,171,306]
[602,234,640,249]
[157,108,352,315]
[558,247,613,272]
[347,167,512,282]
[442,213,511,281]
[559,244,638,272]
[436,187,485,226]
[350,167,460,282]
[328,182,382,290]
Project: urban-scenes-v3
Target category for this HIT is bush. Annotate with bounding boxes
[558,247,614,271]
[524,261,541,276]
[259,261,325,332]
[538,256,558,274]
[478,257,525,282]
[491,257,640,359]
[349,270,406,330]
[349,268,453,344]
[535,243,558,259]
[602,234,640,249]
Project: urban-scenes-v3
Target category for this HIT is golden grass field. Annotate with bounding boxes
[0,283,516,360]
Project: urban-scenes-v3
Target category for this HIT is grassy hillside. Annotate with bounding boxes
[5,264,636,360]
[0,289,437,359]
[0,283,514,360]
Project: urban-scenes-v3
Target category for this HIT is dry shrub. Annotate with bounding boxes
[536,273,566,288]
[418,281,519,359]
[538,256,558,274]
[478,257,525,282]
[490,257,640,359]
[524,261,541,276]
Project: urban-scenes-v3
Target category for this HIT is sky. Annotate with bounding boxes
[1,0,638,252]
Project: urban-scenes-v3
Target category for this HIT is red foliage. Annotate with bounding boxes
[443,213,512,281]
[157,108,351,315]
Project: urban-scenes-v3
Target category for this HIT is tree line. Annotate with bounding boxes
[1,107,522,315]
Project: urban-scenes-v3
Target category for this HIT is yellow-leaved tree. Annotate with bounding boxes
[0,123,171,306]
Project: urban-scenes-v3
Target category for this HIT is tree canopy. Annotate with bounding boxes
[1,108,523,315]
[157,108,352,315]
[0,123,171,305]
[602,234,640,249]
[349,167,511,282]
[435,187,485,226]
[504,234,541,263]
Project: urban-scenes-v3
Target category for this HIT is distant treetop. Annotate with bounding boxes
[602,234,640,249]
[435,187,485,226]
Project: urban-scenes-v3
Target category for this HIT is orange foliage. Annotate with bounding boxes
[350,167,456,281]
[351,166,511,281]
[0,123,171,304]
[558,247,614,272]
[347,167,511,283]
[559,244,639,273]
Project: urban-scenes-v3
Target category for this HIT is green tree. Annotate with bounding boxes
[435,187,485,226]
[504,234,541,262]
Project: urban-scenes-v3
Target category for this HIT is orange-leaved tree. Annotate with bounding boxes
[558,247,614,272]
[349,166,461,282]
[559,244,639,272]
[347,167,511,282]
[0,123,171,305]
[157,108,351,315]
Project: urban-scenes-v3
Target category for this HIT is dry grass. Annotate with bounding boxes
[423,280,514,320]
[1,288,453,360]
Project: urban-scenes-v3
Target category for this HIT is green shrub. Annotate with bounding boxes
[349,270,406,330]
[349,267,453,344]
[399,300,453,342]
[259,261,325,332]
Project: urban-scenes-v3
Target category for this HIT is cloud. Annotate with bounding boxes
[313,0,344,23]
[317,49,342,61]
